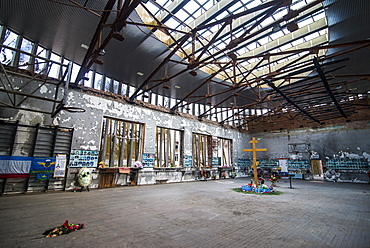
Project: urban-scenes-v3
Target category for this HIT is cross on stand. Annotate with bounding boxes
[242,137,268,187]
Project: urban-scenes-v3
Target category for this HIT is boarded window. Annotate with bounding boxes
[192,133,211,167]
[99,117,144,167]
[156,127,184,167]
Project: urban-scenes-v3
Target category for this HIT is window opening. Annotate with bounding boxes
[192,133,212,168]
[19,38,34,70]
[34,46,47,73]
[214,137,233,167]
[48,52,61,78]
[94,73,103,91]
[1,29,19,65]
[99,117,144,167]
[156,127,184,167]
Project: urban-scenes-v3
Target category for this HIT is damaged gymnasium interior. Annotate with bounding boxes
[0,0,369,194]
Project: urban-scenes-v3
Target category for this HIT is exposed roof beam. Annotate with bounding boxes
[265,79,321,123]
[313,57,348,119]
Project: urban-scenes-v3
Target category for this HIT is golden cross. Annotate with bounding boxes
[242,137,268,187]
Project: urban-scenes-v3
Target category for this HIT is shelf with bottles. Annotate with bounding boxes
[325,158,369,170]
[288,159,310,169]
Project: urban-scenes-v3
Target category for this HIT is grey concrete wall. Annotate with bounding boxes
[253,123,370,160]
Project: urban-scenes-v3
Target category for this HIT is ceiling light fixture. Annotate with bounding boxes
[81,44,89,49]
[287,22,299,32]
[112,32,124,41]
[189,70,197,76]
[98,49,106,56]
[174,85,181,89]
[137,72,144,76]
[227,52,237,61]
[272,23,282,32]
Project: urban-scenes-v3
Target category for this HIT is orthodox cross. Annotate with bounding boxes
[242,137,268,187]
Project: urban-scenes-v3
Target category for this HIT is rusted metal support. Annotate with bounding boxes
[236,103,290,128]
[125,21,189,35]
[75,0,116,83]
[129,33,191,102]
[75,0,142,83]
[0,88,62,103]
[196,0,324,65]
[195,21,230,63]
[51,62,73,118]
[0,62,15,106]
[238,39,370,62]
[313,57,347,119]
[170,61,232,112]
[195,0,284,32]
[219,92,274,124]
[265,79,321,123]
[197,84,250,119]
[238,4,283,40]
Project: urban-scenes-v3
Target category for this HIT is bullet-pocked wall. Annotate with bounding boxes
[0,73,251,188]
[253,123,370,160]
[64,90,251,186]
[56,90,250,158]
[253,123,370,182]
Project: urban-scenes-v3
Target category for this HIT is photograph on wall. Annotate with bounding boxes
[142,153,155,167]
[68,150,99,168]
[212,157,221,167]
[54,154,67,177]
[237,158,251,168]
[183,155,193,167]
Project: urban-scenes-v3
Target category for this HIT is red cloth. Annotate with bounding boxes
[0,173,30,178]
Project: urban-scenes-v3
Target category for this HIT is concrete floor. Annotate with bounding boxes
[0,177,369,248]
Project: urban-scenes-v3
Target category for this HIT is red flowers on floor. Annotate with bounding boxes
[43,220,84,237]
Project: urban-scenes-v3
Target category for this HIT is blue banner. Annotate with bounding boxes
[36,172,51,180]
[30,157,56,173]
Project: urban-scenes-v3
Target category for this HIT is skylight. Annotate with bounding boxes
[138,0,328,85]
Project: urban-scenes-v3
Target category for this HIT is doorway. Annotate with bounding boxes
[311,159,323,179]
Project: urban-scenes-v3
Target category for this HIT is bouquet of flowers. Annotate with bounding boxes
[43,220,84,237]
[270,176,279,182]
[201,169,207,178]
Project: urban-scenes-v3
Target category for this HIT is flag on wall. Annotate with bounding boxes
[30,157,56,173]
[0,156,32,178]
[36,172,51,180]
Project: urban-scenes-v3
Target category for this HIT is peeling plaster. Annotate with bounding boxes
[80,145,98,150]
[339,151,364,159]
[52,117,60,126]
[39,85,48,94]
[16,110,44,126]
[61,117,71,124]
[363,152,370,159]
